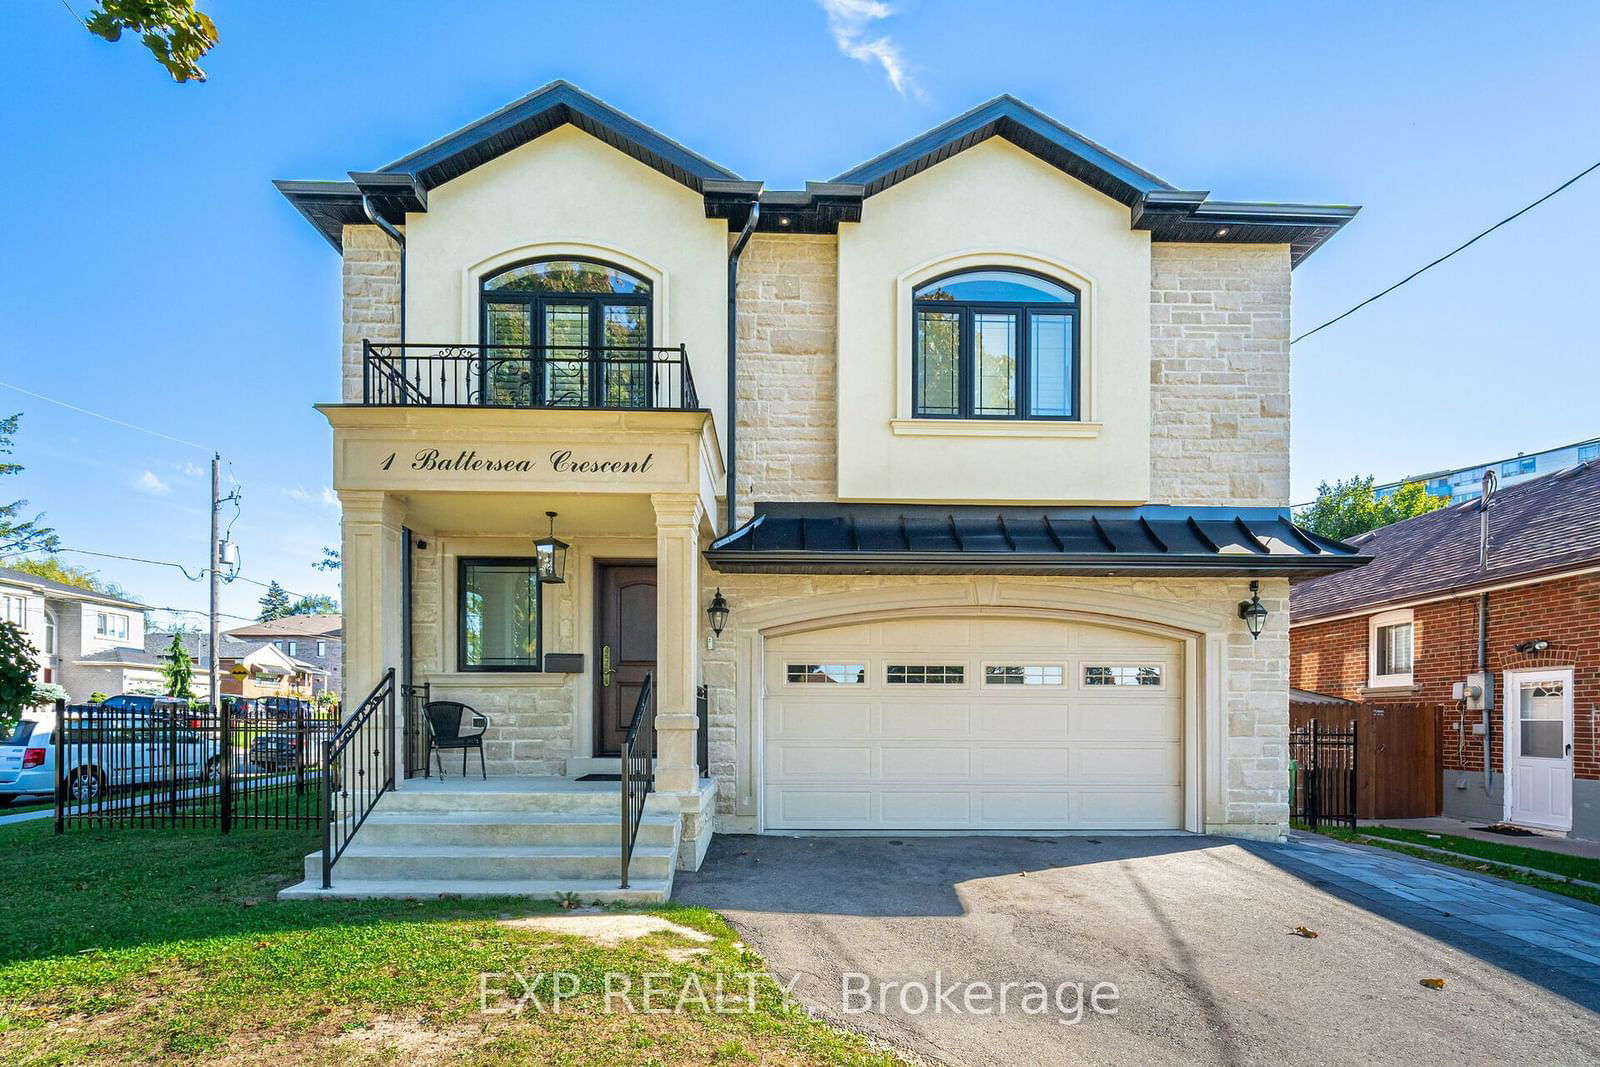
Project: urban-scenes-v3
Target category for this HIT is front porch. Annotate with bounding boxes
[318,402,727,899]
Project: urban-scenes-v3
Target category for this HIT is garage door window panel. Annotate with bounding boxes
[985,665,1064,686]
[887,665,965,684]
[786,664,866,685]
[1084,665,1163,687]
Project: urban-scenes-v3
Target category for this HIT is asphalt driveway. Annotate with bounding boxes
[675,833,1600,1066]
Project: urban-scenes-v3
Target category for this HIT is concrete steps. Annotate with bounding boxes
[276,779,681,903]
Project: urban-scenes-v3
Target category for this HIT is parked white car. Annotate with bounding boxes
[0,708,222,803]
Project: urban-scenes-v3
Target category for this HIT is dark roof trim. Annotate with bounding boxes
[831,94,1176,206]
[273,180,366,251]
[378,80,740,194]
[706,502,1367,578]
[278,84,1357,261]
[704,180,865,234]
[1133,195,1361,267]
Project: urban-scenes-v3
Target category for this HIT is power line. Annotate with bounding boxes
[1292,157,1600,346]
[0,379,211,451]
[1,546,318,601]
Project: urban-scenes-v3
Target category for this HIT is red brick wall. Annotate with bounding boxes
[1290,570,1600,781]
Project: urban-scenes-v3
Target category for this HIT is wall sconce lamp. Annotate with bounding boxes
[706,588,730,649]
[1514,638,1550,654]
[533,511,568,584]
[1238,581,1268,641]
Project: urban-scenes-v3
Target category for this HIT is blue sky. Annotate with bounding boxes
[2,1,1597,624]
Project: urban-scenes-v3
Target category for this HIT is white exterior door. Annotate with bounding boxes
[763,616,1183,831]
[1505,668,1574,832]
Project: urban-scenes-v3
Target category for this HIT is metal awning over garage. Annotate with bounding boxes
[707,502,1368,578]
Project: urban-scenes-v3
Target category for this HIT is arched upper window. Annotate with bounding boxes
[479,258,653,407]
[912,268,1079,420]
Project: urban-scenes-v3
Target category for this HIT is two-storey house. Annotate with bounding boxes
[0,564,148,700]
[278,83,1363,898]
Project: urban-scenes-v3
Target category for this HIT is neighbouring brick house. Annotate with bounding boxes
[273,82,1364,899]
[1290,461,1600,839]
[224,615,343,697]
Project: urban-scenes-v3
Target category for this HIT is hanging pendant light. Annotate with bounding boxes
[534,511,568,584]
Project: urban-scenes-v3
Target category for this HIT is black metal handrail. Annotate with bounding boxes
[619,672,655,890]
[363,341,699,410]
[401,682,432,780]
[322,668,396,887]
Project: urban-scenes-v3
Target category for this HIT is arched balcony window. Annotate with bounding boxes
[480,258,653,408]
[913,268,1079,420]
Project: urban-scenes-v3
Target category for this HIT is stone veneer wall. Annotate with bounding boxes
[1149,244,1291,507]
[698,569,1292,840]
[733,233,839,523]
[341,224,402,403]
[408,539,582,776]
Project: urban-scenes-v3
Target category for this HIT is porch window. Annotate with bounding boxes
[480,257,653,408]
[458,558,543,672]
[912,268,1078,420]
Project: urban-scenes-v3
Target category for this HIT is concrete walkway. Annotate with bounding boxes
[1363,815,1600,860]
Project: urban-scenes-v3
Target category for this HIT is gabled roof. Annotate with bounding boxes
[832,94,1175,206]
[1291,461,1600,622]
[0,565,145,610]
[379,80,741,194]
[278,82,1356,263]
[225,614,342,639]
[707,502,1366,578]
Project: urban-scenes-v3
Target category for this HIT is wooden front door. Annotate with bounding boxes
[593,561,657,756]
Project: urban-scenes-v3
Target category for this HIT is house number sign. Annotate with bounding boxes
[380,448,657,476]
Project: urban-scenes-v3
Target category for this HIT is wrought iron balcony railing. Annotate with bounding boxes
[362,341,699,410]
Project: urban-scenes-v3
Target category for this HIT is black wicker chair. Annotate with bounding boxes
[423,701,490,779]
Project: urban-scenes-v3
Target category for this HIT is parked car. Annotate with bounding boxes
[97,695,193,719]
[261,697,311,721]
[0,708,223,803]
[247,723,329,772]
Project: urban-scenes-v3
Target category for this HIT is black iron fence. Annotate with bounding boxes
[619,672,655,890]
[52,699,333,832]
[1290,717,1358,832]
[402,682,433,780]
[363,341,699,410]
[321,669,396,887]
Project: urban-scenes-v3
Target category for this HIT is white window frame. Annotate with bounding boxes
[2,594,26,628]
[1368,608,1415,688]
[96,611,128,640]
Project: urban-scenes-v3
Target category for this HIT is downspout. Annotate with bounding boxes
[361,194,406,343]
[1478,469,1496,795]
[724,198,761,534]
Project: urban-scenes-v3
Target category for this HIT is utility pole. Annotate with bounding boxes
[211,452,230,832]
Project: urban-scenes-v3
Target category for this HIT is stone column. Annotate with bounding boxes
[651,492,703,795]
[338,490,408,781]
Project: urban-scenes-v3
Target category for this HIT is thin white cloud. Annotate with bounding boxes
[134,470,171,496]
[175,461,207,479]
[282,485,340,509]
[818,0,919,98]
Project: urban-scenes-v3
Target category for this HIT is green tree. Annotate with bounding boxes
[8,557,136,602]
[286,594,338,616]
[0,414,58,556]
[81,1,218,83]
[160,632,195,699]
[256,581,292,621]
[1297,475,1450,541]
[0,622,38,731]
[312,547,341,572]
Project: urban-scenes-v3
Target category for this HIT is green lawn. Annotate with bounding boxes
[0,820,901,1065]
[1357,825,1600,884]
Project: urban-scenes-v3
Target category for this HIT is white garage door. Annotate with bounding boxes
[764,616,1183,831]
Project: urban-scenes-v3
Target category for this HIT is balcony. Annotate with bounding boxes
[362,342,699,411]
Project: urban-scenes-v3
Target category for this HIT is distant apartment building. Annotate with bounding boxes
[1374,435,1600,505]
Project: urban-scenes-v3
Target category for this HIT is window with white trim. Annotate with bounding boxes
[2,594,26,628]
[1368,609,1414,688]
[96,612,128,640]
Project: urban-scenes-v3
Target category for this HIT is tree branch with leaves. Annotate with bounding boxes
[1297,475,1449,541]
[79,0,218,82]
[0,414,58,556]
